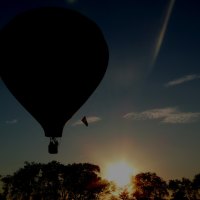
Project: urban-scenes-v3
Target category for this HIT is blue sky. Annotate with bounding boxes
[0,0,200,181]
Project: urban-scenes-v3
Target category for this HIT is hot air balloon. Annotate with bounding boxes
[0,7,109,153]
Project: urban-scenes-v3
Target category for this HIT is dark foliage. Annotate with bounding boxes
[132,172,168,200]
[1,162,200,200]
[0,161,109,200]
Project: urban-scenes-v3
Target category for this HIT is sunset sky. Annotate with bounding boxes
[0,0,200,182]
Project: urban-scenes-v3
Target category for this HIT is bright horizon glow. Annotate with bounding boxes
[104,161,134,187]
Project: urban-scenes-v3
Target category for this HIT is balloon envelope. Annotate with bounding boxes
[0,7,109,137]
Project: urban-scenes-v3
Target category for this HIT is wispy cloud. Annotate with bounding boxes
[123,107,200,124]
[72,116,101,126]
[150,0,175,70]
[165,74,200,87]
[6,119,18,124]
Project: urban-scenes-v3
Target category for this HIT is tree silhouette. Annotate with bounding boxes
[132,172,168,200]
[119,189,131,200]
[168,176,199,200]
[0,176,5,200]
[38,161,63,200]
[61,163,109,199]
[193,173,200,199]
[1,162,42,200]
[1,162,200,200]
[1,161,109,200]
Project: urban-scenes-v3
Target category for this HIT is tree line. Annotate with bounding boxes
[0,161,200,200]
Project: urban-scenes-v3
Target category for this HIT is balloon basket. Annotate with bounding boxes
[48,137,58,154]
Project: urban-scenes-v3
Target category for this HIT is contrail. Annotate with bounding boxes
[150,0,176,71]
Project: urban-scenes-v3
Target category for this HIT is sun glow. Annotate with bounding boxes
[105,161,134,187]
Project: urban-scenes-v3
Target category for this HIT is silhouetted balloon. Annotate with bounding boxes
[0,7,109,138]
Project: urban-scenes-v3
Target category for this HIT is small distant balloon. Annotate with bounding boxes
[81,116,88,127]
[0,7,109,152]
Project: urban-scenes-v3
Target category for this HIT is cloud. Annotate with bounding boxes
[150,0,175,70]
[6,119,18,124]
[72,116,101,126]
[162,112,200,124]
[165,74,200,87]
[123,107,200,124]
